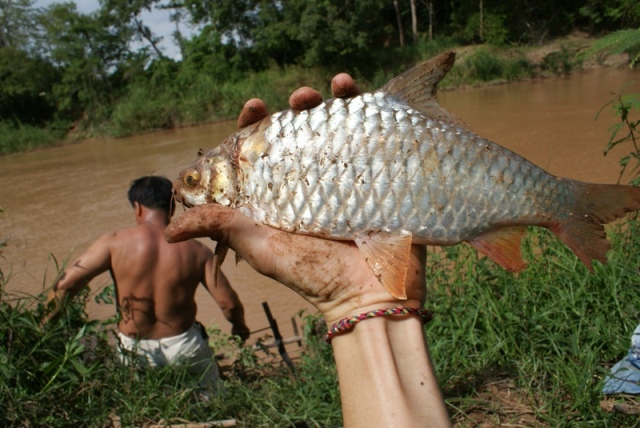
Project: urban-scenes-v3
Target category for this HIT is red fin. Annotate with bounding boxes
[212,242,229,288]
[469,227,528,272]
[551,181,640,271]
[354,231,413,300]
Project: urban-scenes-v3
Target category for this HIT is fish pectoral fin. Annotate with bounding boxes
[354,231,413,300]
[212,241,229,288]
[469,227,528,272]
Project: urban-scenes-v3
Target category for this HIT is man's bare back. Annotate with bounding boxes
[108,222,209,338]
[44,176,249,342]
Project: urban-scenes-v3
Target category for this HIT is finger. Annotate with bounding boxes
[289,87,323,110]
[165,204,235,243]
[237,98,269,129]
[331,73,360,98]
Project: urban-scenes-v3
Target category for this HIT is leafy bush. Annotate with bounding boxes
[580,28,640,68]
[461,12,510,46]
[0,120,67,155]
[597,74,640,185]
[541,46,576,74]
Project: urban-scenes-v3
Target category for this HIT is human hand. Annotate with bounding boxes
[231,323,251,342]
[236,73,360,128]
[166,204,426,324]
[169,74,426,325]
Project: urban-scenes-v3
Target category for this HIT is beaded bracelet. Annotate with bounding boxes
[324,306,433,343]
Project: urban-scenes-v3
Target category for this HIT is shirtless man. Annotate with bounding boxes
[43,175,250,389]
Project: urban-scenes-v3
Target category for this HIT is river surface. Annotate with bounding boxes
[0,66,638,341]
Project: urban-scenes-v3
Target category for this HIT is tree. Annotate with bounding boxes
[178,0,258,49]
[0,46,59,125]
[38,3,136,122]
[0,0,38,50]
[0,1,59,126]
[100,0,168,59]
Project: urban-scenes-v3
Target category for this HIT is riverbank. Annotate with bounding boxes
[0,33,633,156]
[444,31,631,90]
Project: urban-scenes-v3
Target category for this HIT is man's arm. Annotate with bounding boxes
[42,234,113,324]
[201,251,250,340]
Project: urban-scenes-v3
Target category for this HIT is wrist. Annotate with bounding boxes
[320,297,425,327]
[324,306,432,343]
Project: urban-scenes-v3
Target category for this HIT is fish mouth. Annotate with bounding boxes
[171,186,193,209]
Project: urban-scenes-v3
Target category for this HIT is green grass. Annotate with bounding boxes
[0,120,69,155]
[2,220,640,426]
[427,221,640,426]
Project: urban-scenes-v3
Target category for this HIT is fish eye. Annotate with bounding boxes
[183,169,201,188]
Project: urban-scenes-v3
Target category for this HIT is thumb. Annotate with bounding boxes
[165,204,235,243]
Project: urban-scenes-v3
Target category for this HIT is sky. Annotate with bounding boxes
[34,0,190,60]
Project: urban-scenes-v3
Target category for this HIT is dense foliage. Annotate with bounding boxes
[0,0,639,153]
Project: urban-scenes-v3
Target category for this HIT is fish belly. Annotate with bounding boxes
[238,91,574,244]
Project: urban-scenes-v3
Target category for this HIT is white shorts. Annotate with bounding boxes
[117,324,220,390]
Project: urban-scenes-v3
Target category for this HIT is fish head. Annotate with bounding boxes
[173,146,238,208]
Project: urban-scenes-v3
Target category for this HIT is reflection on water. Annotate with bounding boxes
[0,66,638,339]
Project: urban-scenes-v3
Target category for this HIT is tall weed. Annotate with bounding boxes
[0,120,67,155]
[598,86,640,185]
[3,222,640,426]
[426,222,640,425]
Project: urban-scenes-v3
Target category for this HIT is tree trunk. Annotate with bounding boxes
[410,0,418,44]
[428,1,433,41]
[479,0,483,41]
[134,18,165,59]
[393,0,404,47]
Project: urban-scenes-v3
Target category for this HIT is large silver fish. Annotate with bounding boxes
[173,51,640,299]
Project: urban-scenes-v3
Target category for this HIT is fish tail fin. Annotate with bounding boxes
[551,181,640,271]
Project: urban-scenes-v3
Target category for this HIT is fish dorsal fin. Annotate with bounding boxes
[378,51,468,129]
[468,226,528,272]
[354,231,413,300]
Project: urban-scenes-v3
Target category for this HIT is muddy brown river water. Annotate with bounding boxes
[0,66,638,341]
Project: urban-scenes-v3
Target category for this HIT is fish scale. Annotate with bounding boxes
[245,91,561,243]
[174,51,640,299]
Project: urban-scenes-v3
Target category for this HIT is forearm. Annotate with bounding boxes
[331,316,451,428]
[224,304,246,327]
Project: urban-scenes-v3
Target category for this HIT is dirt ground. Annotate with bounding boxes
[449,380,639,427]
[526,31,630,69]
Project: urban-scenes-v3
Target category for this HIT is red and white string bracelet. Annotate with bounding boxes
[324,306,433,343]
